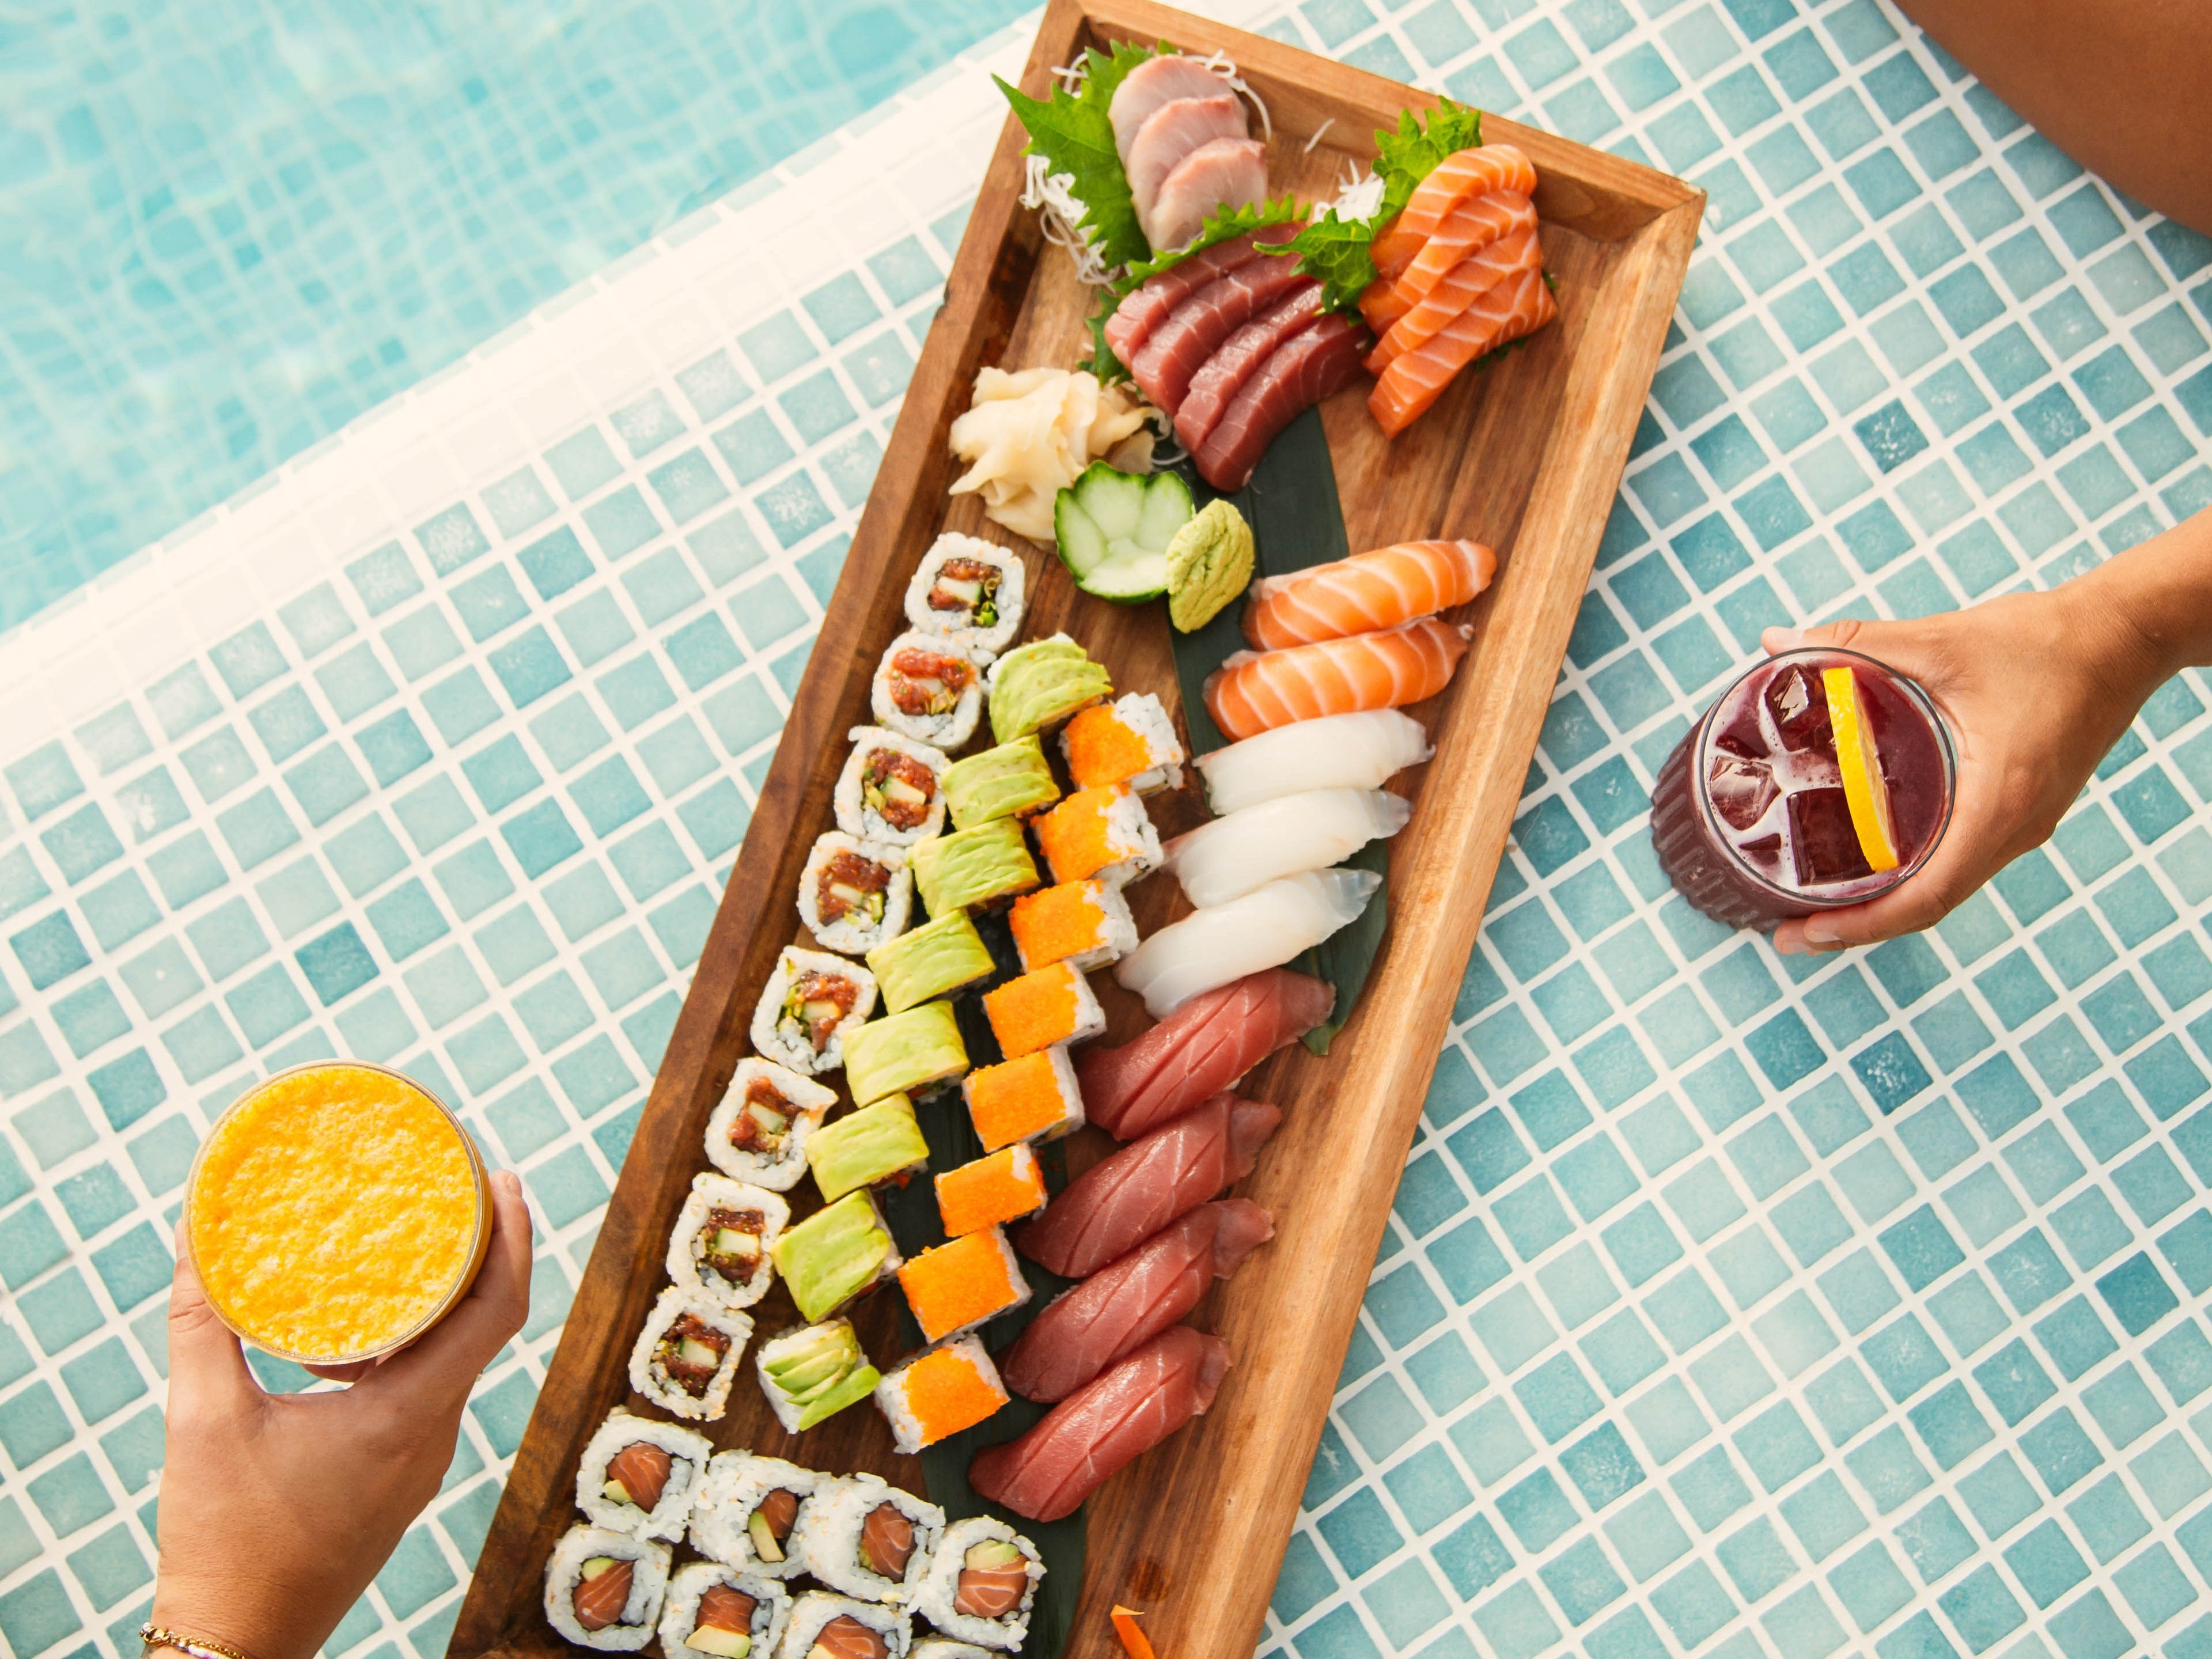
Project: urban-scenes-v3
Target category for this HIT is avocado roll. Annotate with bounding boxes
[628,1287,751,1421]
[866,911,994,1013]
[749,947,877,1076]
[691,1452,822,1581]
[940,737,1060,831]
[806,1096,931,1203]
[546,1524,671,1650]
[986,635,1112,745]
[911,1516,1042,1651]
[903,533,1025,661]
[658,1561,793,1659]
[666,1173,789,1309]
[790,1475,945,1606]
[872,631,983,751]
[798,833,912,957]
[771,1191,901,1324]
[911,820,1040,916]
[843,1002,968,1107]
[575,1409,713,1541]
[706,1059,836,1192]
[835,727,950,847]
[755,1319,882,1433]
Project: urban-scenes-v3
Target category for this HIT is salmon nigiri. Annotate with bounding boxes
[1242,540,1497,650]
[1370,263,1558,440]
[1367,222,1540,376]
[1203,617,1473,740]
[1369,145,1538,279]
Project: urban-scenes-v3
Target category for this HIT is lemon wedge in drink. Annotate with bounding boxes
[1821,666,1900,873]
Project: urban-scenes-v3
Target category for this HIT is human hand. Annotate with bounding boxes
[150,1169,534,1659]
[1762,578,2166,955]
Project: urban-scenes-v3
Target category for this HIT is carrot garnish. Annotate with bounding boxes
[1111,1605,1158,1659]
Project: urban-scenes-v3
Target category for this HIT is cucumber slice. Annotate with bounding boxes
[1052,463,1194,603]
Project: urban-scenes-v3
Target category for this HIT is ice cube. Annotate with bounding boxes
[1764,664,1832,752]
[1708,752,1778,831]
[1789,787,1872,885]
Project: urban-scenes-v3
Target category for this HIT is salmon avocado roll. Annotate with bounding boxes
[771,1593,911,1659]
[658,1562,793,1659]
[575,1410,712,1541]
[690,1453,821,1581]
[789,1474,945,1605]
[911,1516,1043,1652]
[545,1524,672,1650]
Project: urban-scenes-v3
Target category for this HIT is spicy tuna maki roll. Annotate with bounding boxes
[790,1474,945,1605]
[773,1593,911,1659]
[835,728,950,847]
[911,1516,1042,1651]
[628,1286,751,1421]
[872,631,983,750]
[575,1409,713,1541]
[903,533,1025,661]
[750,947,877,1077]
[692,1452,823,1580]
[659,1562,793,1659]
[666,1172,790,1309]
[545,1523,672,1650]
[798,832,913,957]
[706,1058,836,1191]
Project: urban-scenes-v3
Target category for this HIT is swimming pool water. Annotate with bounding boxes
[0,0,1033,634]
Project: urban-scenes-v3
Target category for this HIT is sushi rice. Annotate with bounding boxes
[544,1523,672,1650]
[836,728,950,847]
[750,947,878,1077]
[574,1409,714,1540]
[774,1592,913,1659]
[872,631,984,749]
[903,533,1026,661]
[1116,868,1382,1019]
[797,831,914,956]
[1194,709,1433,815]
[912,1516,1043,1652]
[665,1173,791,1309]
[658,1562,793,1659]
[911,1642,995,1659]
[790,1473,945,1605]
[690,1453,823,1581]
[628,1287,752,1421]
[706,1059,837,1191]
[1161,786,1412,908]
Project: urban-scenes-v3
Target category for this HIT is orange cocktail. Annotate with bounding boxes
[186,1061,491,1364]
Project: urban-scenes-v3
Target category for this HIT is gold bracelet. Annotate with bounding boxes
[140,1623,260,1659]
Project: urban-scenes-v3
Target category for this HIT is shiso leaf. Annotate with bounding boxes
[1277,208,1382,316]
[994,41,1161,279]
[1280,99,1485,315]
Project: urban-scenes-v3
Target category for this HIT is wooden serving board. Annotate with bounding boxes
[453,5,1700,1656]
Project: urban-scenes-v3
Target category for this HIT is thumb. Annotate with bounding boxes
[168,1214,261,1419]
[1761,616,1959,697]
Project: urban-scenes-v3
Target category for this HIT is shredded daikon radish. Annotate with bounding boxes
[1195,49,1273,143]
[1021,156,1118,290]
[1331,161,1387,222]
[1304,118,1336,153]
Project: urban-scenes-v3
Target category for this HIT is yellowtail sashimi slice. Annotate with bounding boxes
[1821,666,1900,873]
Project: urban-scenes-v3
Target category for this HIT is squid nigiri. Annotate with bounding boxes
[1241,540,1497,651]
[1115,869,1381,1018]
[1370,263,1558,439]
[1164,788,1411,909]
[1203,618,1472,741]
[1195,711,1434,815]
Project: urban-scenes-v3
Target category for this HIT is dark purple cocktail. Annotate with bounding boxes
[1652,647,1955,929]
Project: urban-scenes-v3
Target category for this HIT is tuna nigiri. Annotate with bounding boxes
[1077,968,1332,1140]
[1003,1200,1273,1402]
[968,1326,1232,1522]
[1370,263,1559,439]
[1366,222,1540,376]
[1117,869,1380,1018]
[1204,617,1474,741]
[1369,145,1539,278]
[1019,1092,1282,1276]
[1242,540,1498,650]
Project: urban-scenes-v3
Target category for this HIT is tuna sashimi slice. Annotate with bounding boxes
[1369,262,1559,439]
[968,1326,1232,1522]
[1107,54,1228,162]
[1003,1200,1272,1402]
[1204,617,1474,740]
[1366,221,1540,376]
[1103,229,1294,368]
[1142,137,1268,253]
[1130,249,1312,415]
[1193,312,1366,493]
[1017,1093,1282,1278]
[1244,540,1498,651]
[1126,95,1248,227]
[1172,283,1321,454]
[1077,968,1334,1140]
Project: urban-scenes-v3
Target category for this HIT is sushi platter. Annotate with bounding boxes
[454,3,1700,1658]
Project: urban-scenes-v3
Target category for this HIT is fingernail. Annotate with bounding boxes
[1765,626,1806,652]
[1802,922,1839,948]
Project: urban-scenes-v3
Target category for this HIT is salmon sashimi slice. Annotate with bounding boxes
[1243,540,1498,651]
[1172,282,1321,454]
[1077,968,1334,1141]
[1125,94,1248,228]
[1130,248,1312,415]
[1366,221,1540,376]
[1002,1200,1274,1402]
[1143,137,1268,252]
[1204,616,1474,740]
[1368,143,1538,274]
[1359,272,1414,336]
[968,1327,1232,1523]
[1104,228,1296,366]
[1193,312,1366,492]
[1393,190,1538,310]
[1369,262,1558,438]
[1018,1093,1282,1278]
[1107,54,1228,162]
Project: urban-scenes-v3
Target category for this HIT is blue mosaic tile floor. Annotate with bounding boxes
[2,2,2211,1658]
[0,0,1032,634]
